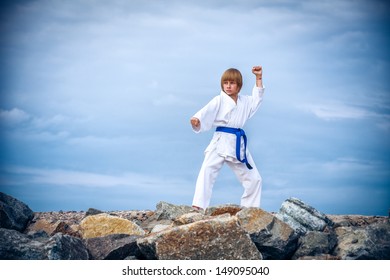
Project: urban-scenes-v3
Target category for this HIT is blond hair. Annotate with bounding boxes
[220,68,243,92]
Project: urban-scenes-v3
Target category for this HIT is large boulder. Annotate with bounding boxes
[275,197,332,234]
[236,207,298,259]
[333,222,390,260]
[137,215,262,260]
[79,213,145,238]
[0,192,34,232]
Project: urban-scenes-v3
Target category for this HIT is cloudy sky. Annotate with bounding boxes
[0,0,389,215]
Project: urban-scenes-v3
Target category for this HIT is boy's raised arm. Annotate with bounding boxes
[252,66,263,88]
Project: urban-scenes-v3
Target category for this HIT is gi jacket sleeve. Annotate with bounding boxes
[247,84,265,119]
[192,95,221,133]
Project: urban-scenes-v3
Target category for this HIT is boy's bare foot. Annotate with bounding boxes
[191,205,204,213]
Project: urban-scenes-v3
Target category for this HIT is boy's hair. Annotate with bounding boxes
[220,68,243,92]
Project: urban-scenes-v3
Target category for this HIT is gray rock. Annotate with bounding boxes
[236,207,298,259]
[334,222,390,260]
[45,233,89,260]
[85,208,104,217]
[292,231,337,259]
[153,201,193,220]
[0,228,89,260]
[83,234,140,260]
[275,197,332,234]
[0,192,34,232]
[137,216,262,260]
[0,228,47,259]
[141,219,172,233]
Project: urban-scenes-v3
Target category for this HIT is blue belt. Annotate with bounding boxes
[215,126,253,169]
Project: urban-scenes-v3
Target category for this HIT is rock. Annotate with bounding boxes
[205,204,243,216]
[333,222,390,260]
[297,254,341,260]
[51,221,82,238]
[83,234,140,260]
[173,212,207,226]
[236,207,298,259]
[79,213,145,238]
[25,211,84,238]
[137,216,262,260]
[26,218,59,235]
[85,208,104,217]
[292,231,337,259]
[0,228,47,259]
[1,193,388,260]
[327,215,387,228]
[0,192,34,232]
[275,197,332,234]
[153,201,193,220]
[141,219,172,233]
[108,210,154,225]
[150,224,172,233]
[45,233,89,260]
[0,228,88,260]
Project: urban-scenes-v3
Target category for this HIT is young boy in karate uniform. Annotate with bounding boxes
[190,66,265,211]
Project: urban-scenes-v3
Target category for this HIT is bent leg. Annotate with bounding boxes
[192,150,225,209]
[227,153,262,208]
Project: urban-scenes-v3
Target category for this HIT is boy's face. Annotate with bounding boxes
[223,80,240,97]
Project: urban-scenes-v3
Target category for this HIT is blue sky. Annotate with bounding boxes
[0,0,389,215]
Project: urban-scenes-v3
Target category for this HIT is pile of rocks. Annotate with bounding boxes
[0,192,389,260]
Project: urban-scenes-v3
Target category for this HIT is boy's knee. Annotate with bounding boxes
[252,172,262,186]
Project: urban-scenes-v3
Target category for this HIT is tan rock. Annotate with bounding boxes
[206,204,243,216]
[137,216,262,260]
[79,213,145,238]
[26,219,58,235]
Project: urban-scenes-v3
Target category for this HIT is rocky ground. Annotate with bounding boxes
[1,192,389,260]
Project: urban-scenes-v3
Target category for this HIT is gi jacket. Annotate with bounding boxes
[192,84,265,163]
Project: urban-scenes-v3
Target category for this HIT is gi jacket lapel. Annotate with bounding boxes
[219,90,236,119]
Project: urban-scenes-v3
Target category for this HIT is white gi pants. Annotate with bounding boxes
[192,149,262,209]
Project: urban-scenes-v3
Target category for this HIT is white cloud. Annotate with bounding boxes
[321,157,380,173]
[3,165,191,191]
[299,102,390,132]
[0,108,31,125]
[301,102,372,120]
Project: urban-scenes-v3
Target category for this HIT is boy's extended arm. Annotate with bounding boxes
[190,117,200,130]
[190,96,220,133]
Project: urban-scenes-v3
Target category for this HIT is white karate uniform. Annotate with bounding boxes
[192,84,265,209]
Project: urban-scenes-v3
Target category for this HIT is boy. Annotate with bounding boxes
[190,66,265,211]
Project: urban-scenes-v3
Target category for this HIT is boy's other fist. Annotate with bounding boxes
[190,117,200,130]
